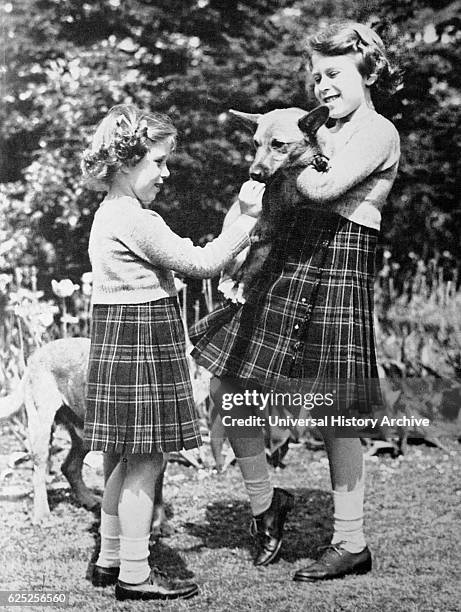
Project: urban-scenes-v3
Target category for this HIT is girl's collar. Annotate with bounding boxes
[101,194,143,208]
[329,106,376,133]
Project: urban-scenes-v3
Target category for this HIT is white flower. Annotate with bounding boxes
[38,311,55,328]
[13,303,29,318]
[81,283,92,297]
[0,238,16,256]
[81,272,93,297]
[51,279,79,298]
[174,276,187,292]
[0,273,13,291]
[217,278,246,304]
[60,314,79,324]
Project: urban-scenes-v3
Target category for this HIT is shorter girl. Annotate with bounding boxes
[81,104,262,601]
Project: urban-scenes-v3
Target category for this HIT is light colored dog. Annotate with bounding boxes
[0,338,168,526]
[0,338,100,523]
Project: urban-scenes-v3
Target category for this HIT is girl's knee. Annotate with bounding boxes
[209,377,222,408]
[103,452,122,468]
[210,376,240,415]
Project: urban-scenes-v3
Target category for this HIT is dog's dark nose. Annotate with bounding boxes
[250,171,265,182]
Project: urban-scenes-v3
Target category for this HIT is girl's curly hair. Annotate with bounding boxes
[81,104,177,191]
[305,21,401,97]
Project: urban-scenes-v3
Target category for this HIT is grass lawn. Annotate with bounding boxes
[0,429,460,612]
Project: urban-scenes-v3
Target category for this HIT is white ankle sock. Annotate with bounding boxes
[96,510,120,568]
[237,451,273,516]
[118,535,151,584]
[331,487,366,554]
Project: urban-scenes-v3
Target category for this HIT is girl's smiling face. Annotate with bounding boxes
[118,136,174,204]
[310,52,375,123]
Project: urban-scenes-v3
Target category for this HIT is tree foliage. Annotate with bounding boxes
[0,0,460,283]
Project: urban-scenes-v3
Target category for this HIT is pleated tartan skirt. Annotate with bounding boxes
[84,297,202,454]
[190,209,383,415]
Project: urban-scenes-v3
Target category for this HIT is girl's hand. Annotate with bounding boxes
[238,180,265,217]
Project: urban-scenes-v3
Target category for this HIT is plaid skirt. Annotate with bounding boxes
[84,297,202,453]
[190,209,382,415]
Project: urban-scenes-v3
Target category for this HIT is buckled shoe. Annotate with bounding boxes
[250,487,294,566]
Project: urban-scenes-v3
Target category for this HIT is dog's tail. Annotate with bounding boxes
[0,377,25,420]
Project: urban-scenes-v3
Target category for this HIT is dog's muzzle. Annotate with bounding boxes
[249,171,270,183]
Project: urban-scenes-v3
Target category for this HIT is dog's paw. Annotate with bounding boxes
[31,509,52,526]
[152,519,174,538]
[82,492,102,510]
[73,487,102,510]
[151,505,174,538]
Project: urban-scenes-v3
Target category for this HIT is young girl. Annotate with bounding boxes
[190,21,401,580]
[81,104,261,601]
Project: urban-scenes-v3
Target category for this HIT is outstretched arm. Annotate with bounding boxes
[118,210,255,279]
[117,181,264,279]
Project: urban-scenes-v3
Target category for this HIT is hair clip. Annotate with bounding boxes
[138,125,149,140]
[353,28,369,48]
[138,118,148,132]
[117,115,133,129]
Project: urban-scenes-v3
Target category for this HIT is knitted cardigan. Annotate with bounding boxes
[296,109,400,230]
[89,195,255,304]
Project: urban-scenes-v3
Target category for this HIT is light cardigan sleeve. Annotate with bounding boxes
[116,208,256,278]
[296,117,400,204]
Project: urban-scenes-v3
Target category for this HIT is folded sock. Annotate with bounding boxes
[118,535,151,584]
[331,487,366,554]
[96,510,120,568]
[237,451,273,516]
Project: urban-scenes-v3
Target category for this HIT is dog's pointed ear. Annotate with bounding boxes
[229,109,262,130]
[298,106,329,135]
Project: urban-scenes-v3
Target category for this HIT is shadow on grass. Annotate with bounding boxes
[81,501,196,582]
[45,485,102,514]
[183,487,334,563]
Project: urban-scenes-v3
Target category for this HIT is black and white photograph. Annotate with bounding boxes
[0,1,460,610]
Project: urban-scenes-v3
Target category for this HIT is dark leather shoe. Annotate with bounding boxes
[115,568,198,601]
[91,565,119,587]
[293,544,372,581]
[250,487,294,566]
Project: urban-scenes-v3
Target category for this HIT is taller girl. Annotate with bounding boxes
[191,21,401,581]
